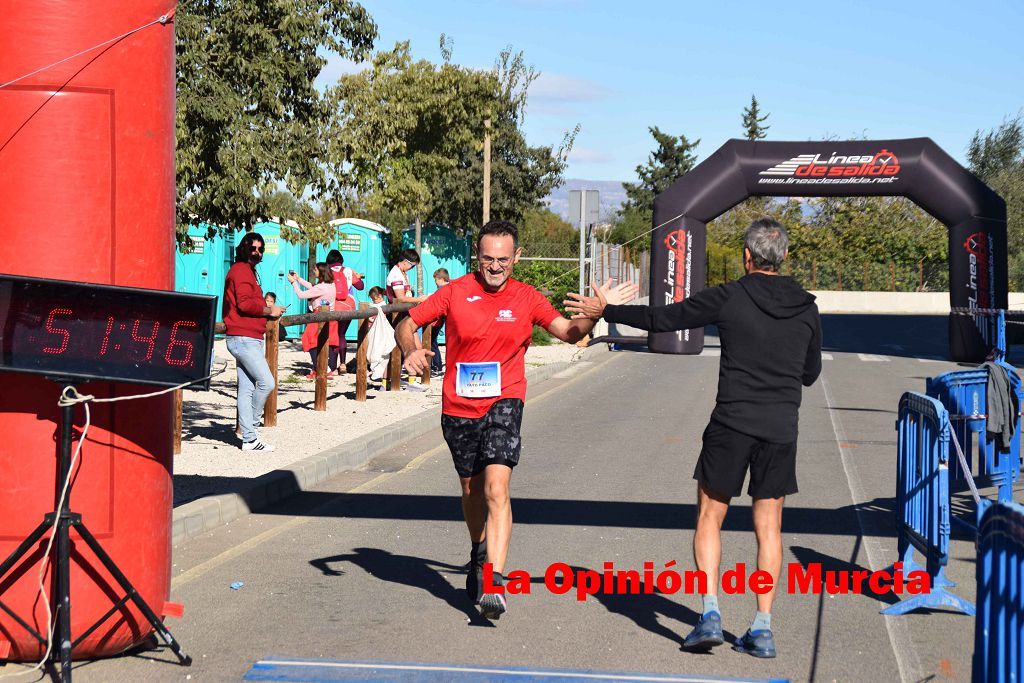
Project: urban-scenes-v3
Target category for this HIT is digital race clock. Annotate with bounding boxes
[0,274,217,389]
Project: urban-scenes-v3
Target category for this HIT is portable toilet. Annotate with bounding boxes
[316,218,390,341]
[402,223,471,295]
[402,223,471,343]
[174,223,231,322]
[235,219,308,337]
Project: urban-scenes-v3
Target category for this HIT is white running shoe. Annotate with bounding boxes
[242,439,275,452]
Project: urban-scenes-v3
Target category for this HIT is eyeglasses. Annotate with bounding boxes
[252,246,265,253]
[478,256,513,268]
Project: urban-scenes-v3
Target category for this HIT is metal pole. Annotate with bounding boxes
[56,399,74,680]
[415,216,423,298]
[483,118,491,226]
[578,192,586,295]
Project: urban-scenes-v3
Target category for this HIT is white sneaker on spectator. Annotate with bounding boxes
[242,438,275,452]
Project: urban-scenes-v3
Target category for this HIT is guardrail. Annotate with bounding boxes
[885,391,974,616]
[973,499,1024,682]
[927,364,1022,505]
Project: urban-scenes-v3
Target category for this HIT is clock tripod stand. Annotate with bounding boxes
[0,382,191,682]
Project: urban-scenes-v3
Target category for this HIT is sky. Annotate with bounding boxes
[322,0,1024,183]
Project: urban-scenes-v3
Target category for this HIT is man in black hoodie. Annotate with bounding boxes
[566,218,821,659]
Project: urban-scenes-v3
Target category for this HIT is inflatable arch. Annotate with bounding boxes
[648,138,1007,362]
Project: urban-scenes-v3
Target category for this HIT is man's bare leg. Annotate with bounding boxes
[459,472,487,543]
[751,496,784,615]
[694,482,731,600]
[482,464,513,574]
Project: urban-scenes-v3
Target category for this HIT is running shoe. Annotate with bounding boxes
[682,611,724,650]
[241,438,275,452]
[478,591,507,620]
[732,629,777,658]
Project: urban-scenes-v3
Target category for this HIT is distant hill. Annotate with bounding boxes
[545,179,628,224]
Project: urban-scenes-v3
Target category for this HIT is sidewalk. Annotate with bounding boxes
[171,338,603,544]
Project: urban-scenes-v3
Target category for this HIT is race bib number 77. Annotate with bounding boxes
[455,362,501,398]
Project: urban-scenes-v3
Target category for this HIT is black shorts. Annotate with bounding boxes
[441,399,524,478]
[694,420,798,499]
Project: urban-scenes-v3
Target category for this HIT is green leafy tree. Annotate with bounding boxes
[968,113,1024,287]
[175,0,376,237]
[519,208,577,248]
[741,95,770,141]
[332,43,572,243]
[622,127,700,214]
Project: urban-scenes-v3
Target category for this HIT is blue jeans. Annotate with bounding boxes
[226,336,275,443]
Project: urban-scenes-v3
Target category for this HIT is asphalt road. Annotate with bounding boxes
[34,315,1019,683]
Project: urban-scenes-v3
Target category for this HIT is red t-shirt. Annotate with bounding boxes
[409,274,560,418]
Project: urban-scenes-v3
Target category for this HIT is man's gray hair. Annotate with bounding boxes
[744,218,789,272]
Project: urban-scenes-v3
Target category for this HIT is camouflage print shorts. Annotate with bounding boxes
[441,399,524,478]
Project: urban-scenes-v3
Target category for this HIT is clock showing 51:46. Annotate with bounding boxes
[1,274,218,389]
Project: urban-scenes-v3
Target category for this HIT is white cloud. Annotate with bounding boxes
[529,72,611,103]
[568,146,612,164]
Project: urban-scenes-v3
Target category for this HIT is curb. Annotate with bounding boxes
[171,343,610,545]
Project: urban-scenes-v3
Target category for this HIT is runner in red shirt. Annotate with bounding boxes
[396,220,637,620]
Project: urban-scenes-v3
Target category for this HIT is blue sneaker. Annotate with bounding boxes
[733,628,777,658]
[682,611,724,650]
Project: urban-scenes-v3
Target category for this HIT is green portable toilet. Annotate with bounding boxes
[174,223,231,323]
[402,223,471,343]
[235,219,308,337]
[316,218,390,341]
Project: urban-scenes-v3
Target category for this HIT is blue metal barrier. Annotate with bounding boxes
[927,362,1022,504]
[885,392,974,615]
[972,499,1024,682]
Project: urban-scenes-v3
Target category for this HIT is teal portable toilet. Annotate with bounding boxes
[174,223,231,323]
[317,218,390,341]
[402,223,470,295]
[235,219,308,337]
[402,223,471,343]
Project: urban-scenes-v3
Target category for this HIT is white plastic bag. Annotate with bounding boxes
[366,304,396,381]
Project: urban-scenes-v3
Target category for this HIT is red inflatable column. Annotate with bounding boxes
[0,0,177,659]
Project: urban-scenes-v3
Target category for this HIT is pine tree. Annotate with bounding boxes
[741,95,770,141]
[622,126,700,214]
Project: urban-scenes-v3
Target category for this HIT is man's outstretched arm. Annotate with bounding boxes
[565,283,729,332]
[547,279,639,343]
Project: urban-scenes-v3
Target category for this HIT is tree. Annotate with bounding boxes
[622,127,700,215]
[741,95,770,141]
[175,0,376,237]
[333,43,572,238]
[968,113,1024,287]
[968,113,1024,182]
[519,208,577,247]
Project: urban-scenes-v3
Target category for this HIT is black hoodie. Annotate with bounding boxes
[605,272,822,443]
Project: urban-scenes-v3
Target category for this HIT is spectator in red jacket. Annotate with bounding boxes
[223,231,285,452]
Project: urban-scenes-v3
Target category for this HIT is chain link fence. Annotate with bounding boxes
[706,253,949,292]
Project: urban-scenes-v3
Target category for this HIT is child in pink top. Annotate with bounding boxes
[289,263,339,378]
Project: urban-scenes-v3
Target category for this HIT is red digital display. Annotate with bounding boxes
[0,274,217,388]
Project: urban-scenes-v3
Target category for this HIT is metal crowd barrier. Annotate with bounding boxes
[972,499,1024,682]
[885,391,974,616]
[927,362,1022,504]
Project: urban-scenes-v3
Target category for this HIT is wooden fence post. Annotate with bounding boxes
[264,318,279,426]
[314,304,330,411]
[356,303,370,401]
[387,312,402,391]
[421,322,433,385]
[173,389,183,455]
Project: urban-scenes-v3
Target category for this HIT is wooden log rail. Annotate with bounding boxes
[177,302,421,454]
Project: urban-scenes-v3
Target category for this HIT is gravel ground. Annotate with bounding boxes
[173,338,585,505]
